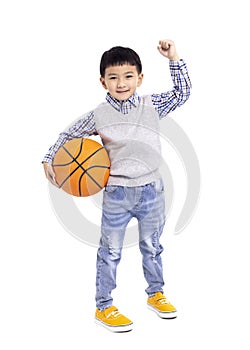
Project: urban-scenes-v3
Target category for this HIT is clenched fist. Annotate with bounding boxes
[157,39,180,61]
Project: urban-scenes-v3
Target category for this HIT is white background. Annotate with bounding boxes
[1,0,250,349]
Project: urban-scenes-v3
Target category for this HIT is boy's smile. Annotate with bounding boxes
[100,64,143,101]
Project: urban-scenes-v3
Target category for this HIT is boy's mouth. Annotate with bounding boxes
[116,90,129,93]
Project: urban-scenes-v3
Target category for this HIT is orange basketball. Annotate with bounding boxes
[52,138,110,197]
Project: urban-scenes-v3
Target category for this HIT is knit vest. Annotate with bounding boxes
[94,95,162,187]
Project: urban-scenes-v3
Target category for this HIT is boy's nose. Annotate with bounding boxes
[117,79,126,88]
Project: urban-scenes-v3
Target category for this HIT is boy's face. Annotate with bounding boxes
[100,64,143,101]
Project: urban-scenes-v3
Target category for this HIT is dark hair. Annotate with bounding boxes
[100,46,142,77]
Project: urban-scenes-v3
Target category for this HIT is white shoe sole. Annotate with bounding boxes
[95,318,133,332]
[147,304,177,319]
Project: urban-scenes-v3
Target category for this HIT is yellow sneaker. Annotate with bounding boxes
[95,306,133,332]
[147,292,177,319]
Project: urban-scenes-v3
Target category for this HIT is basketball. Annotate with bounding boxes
[52,138,110,197]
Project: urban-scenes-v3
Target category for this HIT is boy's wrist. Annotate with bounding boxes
[169,54,180,62]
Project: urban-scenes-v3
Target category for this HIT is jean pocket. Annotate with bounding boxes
[104,186,125,201]
[105,185,118,193]
[151,179,165,193]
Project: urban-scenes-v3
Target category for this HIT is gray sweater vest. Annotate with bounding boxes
[94,95,162,187]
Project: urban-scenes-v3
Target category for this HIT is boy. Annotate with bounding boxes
[43,39,191,332]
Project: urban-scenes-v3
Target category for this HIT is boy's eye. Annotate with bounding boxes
[109,77,117,80]
[126,75,133,79]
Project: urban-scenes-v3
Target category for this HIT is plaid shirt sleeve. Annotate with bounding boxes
[43,111,97,164]
[151,59,192,119]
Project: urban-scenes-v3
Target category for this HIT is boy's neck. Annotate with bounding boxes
[107,92,139,103]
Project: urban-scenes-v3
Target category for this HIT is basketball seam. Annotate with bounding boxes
[53,138,84,167]
[78,167,99,196]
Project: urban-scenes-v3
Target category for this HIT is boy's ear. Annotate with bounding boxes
[137,73,144,87]
[100,77,107,89]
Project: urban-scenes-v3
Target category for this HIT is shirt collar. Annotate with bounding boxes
[106,92,140,112]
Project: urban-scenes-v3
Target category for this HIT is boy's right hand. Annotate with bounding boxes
[43,162,59,187]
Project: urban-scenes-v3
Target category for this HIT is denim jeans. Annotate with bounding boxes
[95,178,166,311]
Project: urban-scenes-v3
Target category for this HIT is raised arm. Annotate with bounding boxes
[152,39,192,118]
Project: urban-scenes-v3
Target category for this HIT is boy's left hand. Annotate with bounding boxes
[157,39,180,61]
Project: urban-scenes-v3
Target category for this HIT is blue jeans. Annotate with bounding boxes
[95,179,166,311]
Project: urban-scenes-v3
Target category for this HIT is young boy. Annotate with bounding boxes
[43,39,191,332]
